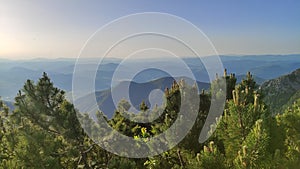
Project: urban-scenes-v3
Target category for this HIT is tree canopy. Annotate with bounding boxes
[0,71,299,168]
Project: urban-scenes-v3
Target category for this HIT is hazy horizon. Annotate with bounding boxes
[1,1,300,60]
[1,53,300,61]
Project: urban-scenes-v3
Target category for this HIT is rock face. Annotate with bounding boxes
[261,68,300,114]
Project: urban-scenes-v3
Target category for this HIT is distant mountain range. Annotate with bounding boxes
[1,54,300,102]
[2,57,300,117]
[74,76,210,118]
[74,67,300,118]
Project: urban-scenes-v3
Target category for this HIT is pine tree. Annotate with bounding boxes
[234,119,270,168]
[10,73,106,168]
[140,100,149,112]
[0,99,19,168]
[216,71,271,167]
[276,99,300,168]
[188,141,226,169]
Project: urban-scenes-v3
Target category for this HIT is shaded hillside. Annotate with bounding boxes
[261,68,300,114]
[280,90,300,113]
[75,76,210,118]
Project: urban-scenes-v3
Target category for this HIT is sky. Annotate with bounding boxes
[0,0,300,59]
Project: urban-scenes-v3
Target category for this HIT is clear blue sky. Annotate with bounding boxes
[1,0,299,59]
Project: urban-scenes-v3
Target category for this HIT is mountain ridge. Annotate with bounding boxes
[261,68,300,114]
[74,76,210,118]
[1,54,300,101]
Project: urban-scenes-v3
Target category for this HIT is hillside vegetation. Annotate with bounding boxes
[1,70,300,168]
[261,68,300,114]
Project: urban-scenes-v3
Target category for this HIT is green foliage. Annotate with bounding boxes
[140,100,149,112]
[0,99,19,168]
[234,119,270,168]
[192,141,227,169]
[280,90,300,113]
[1,70,299,168]
[224,69,237,100]
[275,99,300,168]
[11,73,83,168]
